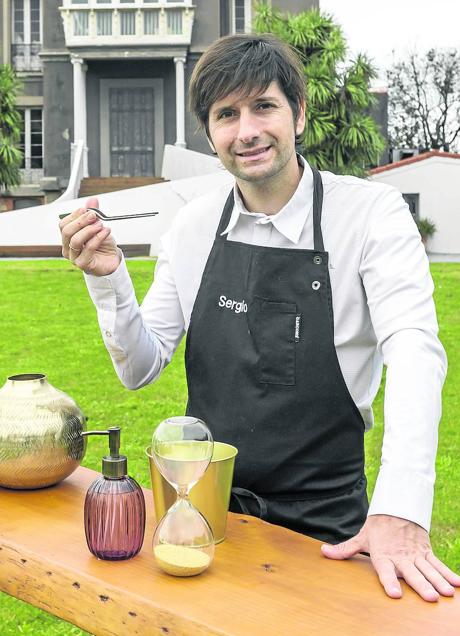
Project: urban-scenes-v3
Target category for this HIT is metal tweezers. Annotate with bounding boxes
[59,207,158,221]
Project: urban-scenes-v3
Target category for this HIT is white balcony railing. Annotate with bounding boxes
[59,1,195,48]
[19,168,44,185]
[11,43,43,73]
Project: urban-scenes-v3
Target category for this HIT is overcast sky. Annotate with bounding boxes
[319,0,460,86]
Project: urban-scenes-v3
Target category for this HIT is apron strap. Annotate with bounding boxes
[311,167,325,252]
[216,190,235,238]
[231,487,268,520]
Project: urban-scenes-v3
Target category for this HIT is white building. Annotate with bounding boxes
[369,151,460,258]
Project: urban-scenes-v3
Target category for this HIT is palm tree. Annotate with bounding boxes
[0,65,23,191]
[254,5,385,177]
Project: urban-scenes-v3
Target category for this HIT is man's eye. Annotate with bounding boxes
[218,111,234,120]
[257,102,274,110]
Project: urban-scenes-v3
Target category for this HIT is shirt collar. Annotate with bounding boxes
[220,155,314,245]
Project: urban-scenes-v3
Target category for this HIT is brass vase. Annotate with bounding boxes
[0,374,87,489]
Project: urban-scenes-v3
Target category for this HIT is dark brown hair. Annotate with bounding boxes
[189,33,306,137]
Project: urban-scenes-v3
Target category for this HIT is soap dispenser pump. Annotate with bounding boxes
[82,426,145,560]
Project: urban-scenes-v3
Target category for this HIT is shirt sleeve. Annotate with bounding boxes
[83,241,185,390]
[360,186,447,532]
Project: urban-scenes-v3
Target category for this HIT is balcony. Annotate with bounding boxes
[59,1,195,48]
[19,168,44,186]
[11,43,42,73]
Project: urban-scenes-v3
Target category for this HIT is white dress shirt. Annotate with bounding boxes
[84,157,447,532]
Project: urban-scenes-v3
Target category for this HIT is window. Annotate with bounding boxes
[11,0,41,72]
[19,108,43,170]
[73,11,89,36]
[402,193,420,219]
[167,9,182,34]
[120,10,136,35]
[144,10,159,35]
[97,11,112,35]
[232,0,251,34]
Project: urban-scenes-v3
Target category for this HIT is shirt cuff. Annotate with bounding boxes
[83,249,132,304]
[367,465,434,532]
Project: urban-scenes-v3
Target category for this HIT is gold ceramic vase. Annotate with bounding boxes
[0,374,87,489]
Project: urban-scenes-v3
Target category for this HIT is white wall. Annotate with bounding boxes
[0,170,233,257]
[161,144,223,180]
[370,156,460,255]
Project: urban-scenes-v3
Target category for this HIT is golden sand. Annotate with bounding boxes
[154,544,211,577]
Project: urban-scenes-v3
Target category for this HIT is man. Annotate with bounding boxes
[60,34,459,601]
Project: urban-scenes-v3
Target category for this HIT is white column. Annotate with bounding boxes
[71,55,88,176]
[3,1,11,64]
[174,56,187,148]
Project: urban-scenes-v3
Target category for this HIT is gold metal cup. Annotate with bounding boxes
[146,442,238,544]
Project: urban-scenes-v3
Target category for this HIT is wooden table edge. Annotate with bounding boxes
[0,536,229,636]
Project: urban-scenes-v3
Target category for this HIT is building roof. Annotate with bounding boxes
[370,150,460,175]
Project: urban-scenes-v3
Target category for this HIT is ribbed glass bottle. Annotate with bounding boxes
[84,476,145,560]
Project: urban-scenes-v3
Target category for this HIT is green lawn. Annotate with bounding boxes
[0,260,458,635]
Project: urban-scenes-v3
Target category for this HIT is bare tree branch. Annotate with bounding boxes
[387,48,460,152]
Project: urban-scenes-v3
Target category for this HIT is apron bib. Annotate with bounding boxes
[185,168,368,543]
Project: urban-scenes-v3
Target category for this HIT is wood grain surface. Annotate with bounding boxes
[0,467,458,636]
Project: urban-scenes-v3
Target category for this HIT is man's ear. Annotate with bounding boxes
[295,100,306,136]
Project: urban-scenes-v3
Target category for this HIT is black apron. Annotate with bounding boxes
[185,168,368,544]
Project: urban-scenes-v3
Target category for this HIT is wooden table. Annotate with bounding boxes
[1,467,458,636]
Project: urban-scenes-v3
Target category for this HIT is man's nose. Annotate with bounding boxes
[237,110,260,144]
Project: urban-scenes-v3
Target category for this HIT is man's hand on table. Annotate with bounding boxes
[321,514,460,601]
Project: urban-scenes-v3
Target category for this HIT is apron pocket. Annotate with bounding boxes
[252,297,297,385]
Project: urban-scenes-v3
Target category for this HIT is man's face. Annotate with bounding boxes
[207,81,305,184]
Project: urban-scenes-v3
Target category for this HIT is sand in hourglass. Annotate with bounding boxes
[154,544,211,576]
[154,440,212,489]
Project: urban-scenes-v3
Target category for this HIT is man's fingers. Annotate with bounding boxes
[61,210,100,257]
[73,227,112,272]
[59,206,86,231]
[321,533,365,560]
[426,551,460,587]
[415,557,455,596]
[85,196,99,211]
[61,210,98,241]
[396,559,439,602]
[67,220,103,254]
[371,556,402,599]
[82,227,112,254]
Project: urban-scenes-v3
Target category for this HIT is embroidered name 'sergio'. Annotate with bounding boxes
[218,295,248,314]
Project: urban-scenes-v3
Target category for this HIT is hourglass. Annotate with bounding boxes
[151,416,215,577]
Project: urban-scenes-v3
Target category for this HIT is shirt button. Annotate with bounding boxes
[105,330,112,338]
[312,281,321,290]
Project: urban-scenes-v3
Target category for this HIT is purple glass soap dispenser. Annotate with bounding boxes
[82,427,145,560]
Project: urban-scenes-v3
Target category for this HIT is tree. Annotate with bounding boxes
[0,65,23,191]
[254,4,385,176]
[387,49,460,153]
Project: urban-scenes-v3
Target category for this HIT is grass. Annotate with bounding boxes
[0,259,458,635]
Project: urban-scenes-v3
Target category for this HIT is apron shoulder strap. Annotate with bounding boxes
[311,167,325,252]
[215,189,235,239]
